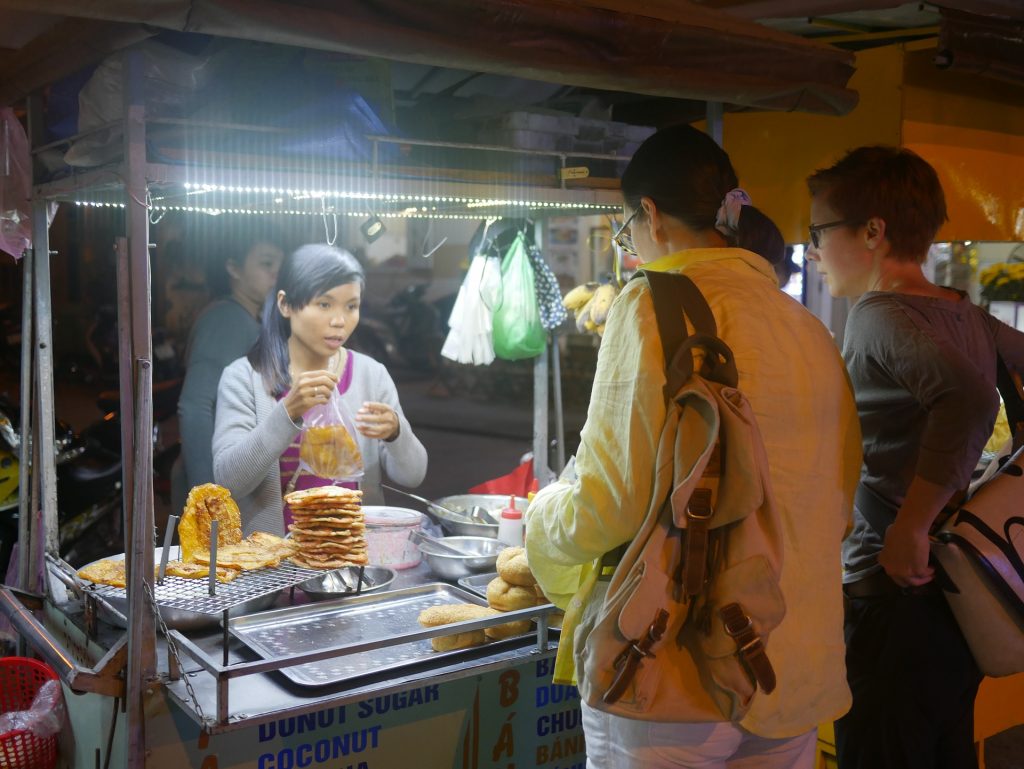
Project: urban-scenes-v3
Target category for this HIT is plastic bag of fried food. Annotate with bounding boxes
[298,390,364,481]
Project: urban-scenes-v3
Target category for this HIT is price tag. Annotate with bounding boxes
[560,166,590,180]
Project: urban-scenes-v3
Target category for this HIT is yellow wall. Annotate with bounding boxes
[708,45,1024,243]
[902,49,1024,242]
[708,46,904,244]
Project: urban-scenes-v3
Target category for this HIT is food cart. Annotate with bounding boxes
[0,4,859,765]
[0,48,628,769]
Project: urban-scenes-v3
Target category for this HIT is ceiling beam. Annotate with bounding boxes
[0,0,858,115]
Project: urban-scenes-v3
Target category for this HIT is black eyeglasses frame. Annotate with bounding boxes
[808,219,859,249]
[613,210,640,255]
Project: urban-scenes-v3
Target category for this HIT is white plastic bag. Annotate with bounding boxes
[441,254,501,365]
[0,109,31,260]
[0,679,65,739]
[65,40,212,167]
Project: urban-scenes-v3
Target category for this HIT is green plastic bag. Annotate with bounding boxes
[492,233,547,360]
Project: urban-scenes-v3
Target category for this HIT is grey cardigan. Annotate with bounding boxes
[213,352,428,535]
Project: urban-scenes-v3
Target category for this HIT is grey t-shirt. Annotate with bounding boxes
[842,291,1024,581]
[178,298,261,490]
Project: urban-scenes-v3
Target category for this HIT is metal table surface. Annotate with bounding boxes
[161,562,560,733]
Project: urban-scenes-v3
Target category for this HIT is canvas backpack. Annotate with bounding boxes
[574,270,786,722]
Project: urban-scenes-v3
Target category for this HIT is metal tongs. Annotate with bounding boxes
[408,529,474,556]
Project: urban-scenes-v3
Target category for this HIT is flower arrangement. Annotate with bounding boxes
[979,262,1024,303]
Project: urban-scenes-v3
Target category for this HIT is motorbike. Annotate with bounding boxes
[354,284,452,374]
[87,377,182,503]
[0,394,125,577]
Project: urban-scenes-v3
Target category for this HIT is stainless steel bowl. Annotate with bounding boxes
[299,565,396,601]
[420,536,506,580]
[431,494,529,538]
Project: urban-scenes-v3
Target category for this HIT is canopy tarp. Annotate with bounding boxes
[0,0,856,114]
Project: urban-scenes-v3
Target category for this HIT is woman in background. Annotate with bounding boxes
[805,146,1024,769]
[213,243,427,535]
[174,222,284,511]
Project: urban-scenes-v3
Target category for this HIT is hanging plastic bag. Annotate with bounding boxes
[492,233,547,360]
[1,109,32,261]
[527,244,568,331]
[441,253,501,365]
[299,390,364,481]
[0,678,65,739]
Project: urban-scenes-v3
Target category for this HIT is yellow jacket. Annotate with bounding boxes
[525,248,862,738]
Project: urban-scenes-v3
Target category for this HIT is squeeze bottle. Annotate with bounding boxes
[497,495,524,547]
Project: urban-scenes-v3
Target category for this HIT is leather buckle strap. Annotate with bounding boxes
[680,487,714,597]
[720,602,777,694]
[603,610,669,705]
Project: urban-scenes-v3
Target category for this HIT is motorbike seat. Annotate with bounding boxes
[64,450,121,485]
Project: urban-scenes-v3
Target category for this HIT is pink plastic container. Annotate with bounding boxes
[362,506,424,569]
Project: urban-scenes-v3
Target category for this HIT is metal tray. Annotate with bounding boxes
[229,583,498,687]
[79,547,323,620]
[457,571,498,599]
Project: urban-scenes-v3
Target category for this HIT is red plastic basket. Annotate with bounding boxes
[0,657,59,769]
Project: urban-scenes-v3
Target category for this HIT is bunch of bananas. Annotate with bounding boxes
[563,281,619,337]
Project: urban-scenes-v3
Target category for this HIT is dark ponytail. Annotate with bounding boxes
[732,207,785,266]
[621,124,784,265]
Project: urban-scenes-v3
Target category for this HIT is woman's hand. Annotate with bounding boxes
[877,475,954,588]
[282,370,339,423]
[878,518,934,587]
[356,401,399,441]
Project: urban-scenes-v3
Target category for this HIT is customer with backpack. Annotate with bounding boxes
[806,147,1024,769]
[525,124,861,767]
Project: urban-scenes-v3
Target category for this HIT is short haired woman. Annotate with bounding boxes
[806,146,1024,769]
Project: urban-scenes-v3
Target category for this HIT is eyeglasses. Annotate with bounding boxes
[613,210,639,255]
[808,219,858,249]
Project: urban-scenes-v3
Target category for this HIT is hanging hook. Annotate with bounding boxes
[147,190,166,225]
[321,197,338,246]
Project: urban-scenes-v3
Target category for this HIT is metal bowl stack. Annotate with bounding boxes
[419,536,506,580]
[431,494,529,538]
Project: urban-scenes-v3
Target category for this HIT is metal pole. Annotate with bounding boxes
[532,220,554,487]
[15,243,32,592]
[31,201,59,565]
[532,351,552,487]
[121,48,156,769]
[551,333,566,474]
[126,359,154,768]
[706,102,724,146]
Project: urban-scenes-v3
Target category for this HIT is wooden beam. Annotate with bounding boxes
[0,0,858,115]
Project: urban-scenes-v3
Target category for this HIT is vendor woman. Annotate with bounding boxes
[213,243,428,535]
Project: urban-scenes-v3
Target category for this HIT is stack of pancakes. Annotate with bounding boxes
[284,486,368,569]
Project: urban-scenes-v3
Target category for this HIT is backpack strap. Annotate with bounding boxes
[639,269,739,398]
[638,269,734,597]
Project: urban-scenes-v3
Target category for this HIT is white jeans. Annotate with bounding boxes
[581,701,818,769]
